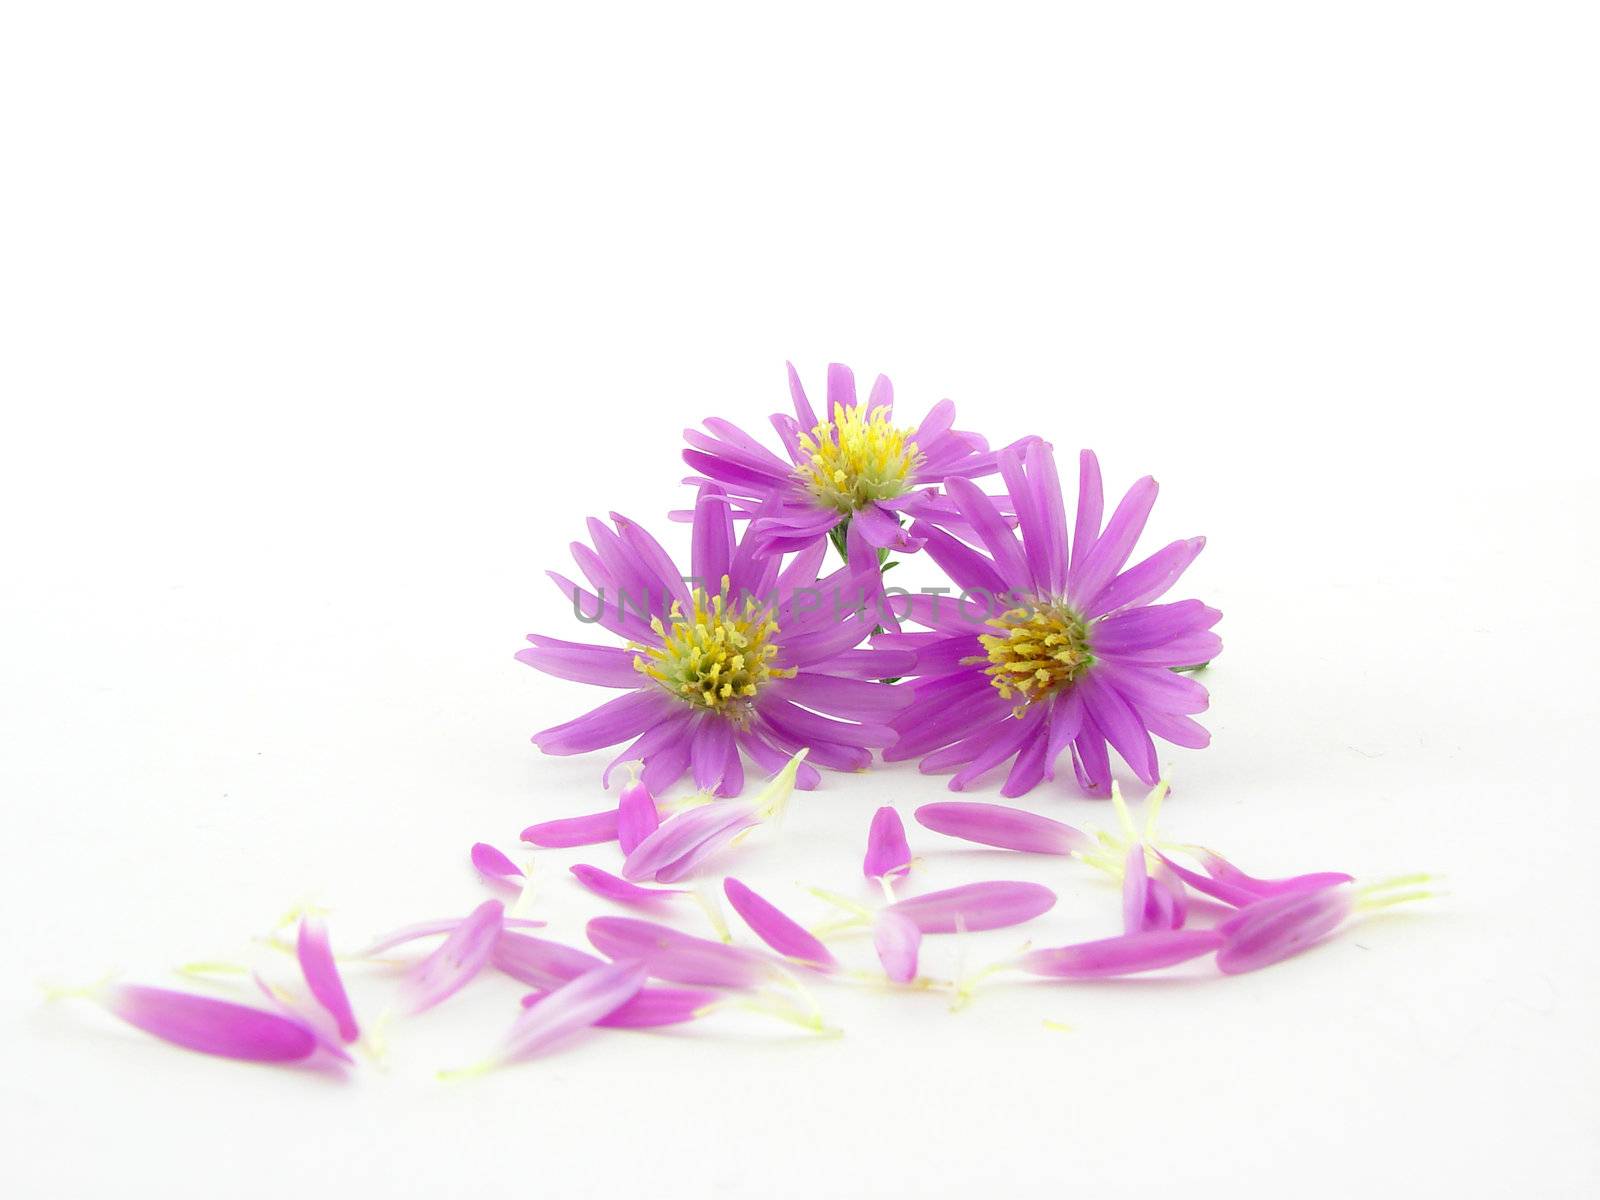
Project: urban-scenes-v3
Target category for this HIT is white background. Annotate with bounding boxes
[3,3,1597,1197]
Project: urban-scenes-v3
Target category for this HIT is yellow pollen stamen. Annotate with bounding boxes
[964,602,1093,715]
[795,405,923,514]
[630,578,795,716]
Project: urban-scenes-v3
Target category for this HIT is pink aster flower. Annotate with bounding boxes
[681,362,1032,556]
[880,442,1220,797]
[519,486,911,796]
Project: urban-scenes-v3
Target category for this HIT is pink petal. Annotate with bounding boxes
[586,917,773,989]
[570,863,686,907]
[723,878,837,971]
[1216,885,1354,974]
[621,801,759,883]
[491,930,605,990]
[353,915,543,958]
[1122,843,1151,934]
[615,777,661,856]
[914,802,1088,857]
[397,899,503,1014]
[521,984,719,1029]
[521,809,619,849]
[471,842,523,882]
[872,910,923,983]
[863,807,912,883]
[97,984,318,1063]
[1197,849,1355,900]
[295,916,359,1043]
[494,959,649,1065]
[886,881,1056,933]
[249,972,354,1065]
[1021,929,1225,978]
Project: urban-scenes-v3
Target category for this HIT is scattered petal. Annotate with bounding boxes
[470,842,524,882]
[887,881,1056,933]
[1021,929,1225,979]
[295,915,359,1043]
[521,809,619,849]
[397,899,503,1014]
[616,775,661,856]
[863,807,912,885]
[477,959,649,1071]
[586,916,774,989]
[723,878,836,971]
[570,863,687,907]
[88,983,319,1064]
[915,802,1089,857]
[872,910,923,984]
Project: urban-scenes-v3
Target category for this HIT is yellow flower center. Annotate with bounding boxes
[631,578,795,713]
[796,407,923,514]
[967,602,1093,716]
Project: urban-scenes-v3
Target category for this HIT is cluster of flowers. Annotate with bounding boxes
[53,761,1430,1072]
[524,362,1220,799]
[54,364,1427,1071]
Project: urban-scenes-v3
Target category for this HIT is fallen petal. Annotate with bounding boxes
[915,802,1089,857]
[586,916,773,989]
[872,910,923,984]
[295,915,359,1043]
[621,801,759,883]
[521,809,619,848]
[723,878,836,971]
[1021,929,1225,979]
[887,881,1056,933]
[1197,848,1354,899]
[490,959,649,1066]
[491,930,605,990]
[94,983,318,1063]
[863,807,912,884]
[616,777,661,856]
[1217,884,1353,974]
[522,983,718,1029]
[570,863,686,907]
[470,842,524,882]
[397,899,503,1014]
[353,914,544,959]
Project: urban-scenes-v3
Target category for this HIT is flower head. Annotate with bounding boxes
[682,362,1032,556]
[520,488,910,796]
[880,443,1220,797]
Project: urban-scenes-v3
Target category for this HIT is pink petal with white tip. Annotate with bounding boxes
[295,915,359,1043]
[723,878,836,971]
[522,984,718,1029]
[886,881,1056,933]
[872,910,923,983]
[397,899,503,1014]
[493,959,649,1066]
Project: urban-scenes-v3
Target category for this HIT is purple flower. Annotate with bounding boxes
[682,362,1031,556]
[518,488,911,796]
[880,443,1219,797]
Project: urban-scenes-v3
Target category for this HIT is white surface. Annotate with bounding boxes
[3,4,1598,1197]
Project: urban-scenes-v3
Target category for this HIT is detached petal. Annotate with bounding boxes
[397,899,503,1014]
[570,863,686,908]
[914,802,1088,857]
[1216,885,1353,974]
[493,959,649,1065]
[723,878,836,971]
[872,910,923,984]
[887,881,1056,933]
[1021,929,1225,979]
[863,807,912,884]
[616,777,661,856]
[586,916,773,989]
[521,984,719,1029]
[491,931,605,990]
[621,801,759,883]
[471,842,524,882]
[295,915,359,1043]
[521,809,618,849]
[1196,849,1355,900]
[95,984,318,1063]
